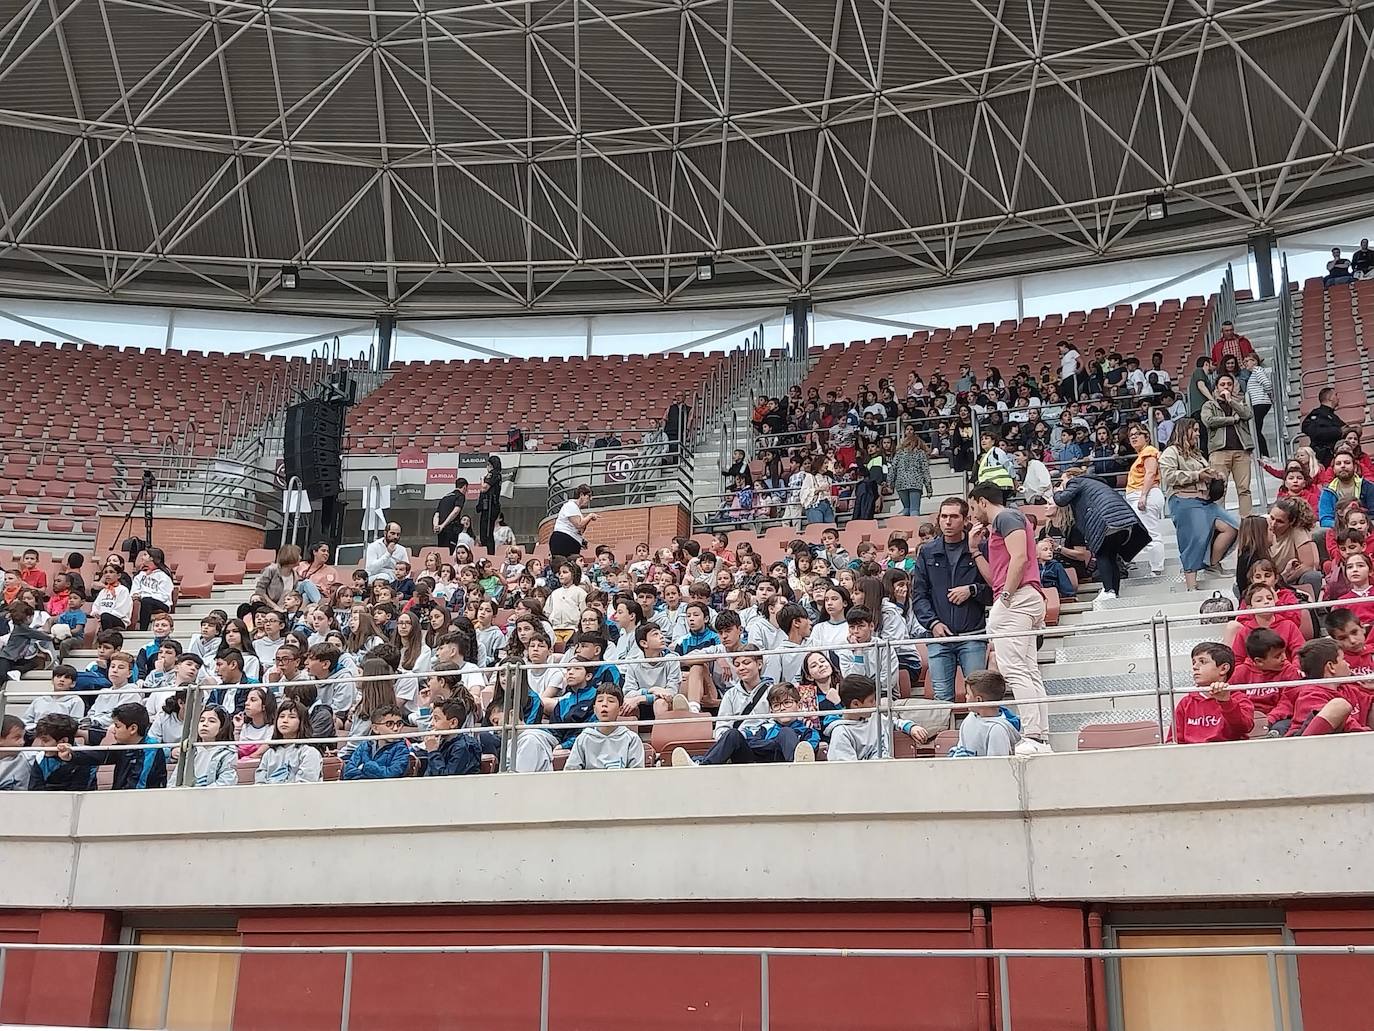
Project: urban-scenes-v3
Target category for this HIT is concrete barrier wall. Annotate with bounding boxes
[4,735,1372,911]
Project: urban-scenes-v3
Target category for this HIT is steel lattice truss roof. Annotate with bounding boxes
[1,0,1373,316]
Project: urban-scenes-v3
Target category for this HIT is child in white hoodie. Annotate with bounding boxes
[255,700,324,784]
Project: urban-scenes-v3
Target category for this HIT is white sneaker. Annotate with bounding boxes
[1091,591,1117,610]
[792,741,816,763]
[670,746,694,767]
[1015,738,1054,755]
[670,694,690,712]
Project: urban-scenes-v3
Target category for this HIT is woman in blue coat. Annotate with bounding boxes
[1051,469,1151,605]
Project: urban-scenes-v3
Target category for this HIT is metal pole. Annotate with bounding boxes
[540,950,550,1031]
[1149,615,1166,742]
[997,954,1012,1031]
[0,947,7,1017]
[339,951,354,1031]
[1161,613,1177,726]
[157,949,173,1030]
[877,639,889,756]
[499,660,525,773]
[1266,950,1285,1030]
[759,952,770,1031]
[175,686,204,788]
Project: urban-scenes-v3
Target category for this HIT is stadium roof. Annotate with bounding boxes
[1,0,1373,316]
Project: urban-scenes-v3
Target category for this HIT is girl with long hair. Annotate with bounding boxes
[234,686,278,760]
[186,705,237,787]
[223,618,261,680]
[394,609,433,714]
[343,657,401,757]
[255,700,325,783]
[131,547,175,630]
[797,650,843,737]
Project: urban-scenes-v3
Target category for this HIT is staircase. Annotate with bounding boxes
[689,355,813,524]
[1232,295,1281,367]
[688,354,969,528]
[193,365,393,528]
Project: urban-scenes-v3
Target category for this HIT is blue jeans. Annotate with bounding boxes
[899,488,923,516]
[297,580,322,604]
[803,500,835,525]
[926,638,988,703]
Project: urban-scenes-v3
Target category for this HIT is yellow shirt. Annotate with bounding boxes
[1126,445,1159,494]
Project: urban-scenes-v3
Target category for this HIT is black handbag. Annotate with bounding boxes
[1206,477,1227,503]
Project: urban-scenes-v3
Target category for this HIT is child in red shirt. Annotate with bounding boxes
[1329,552,1374,629]
[1320,528,1367,595]
[1267,638,1372,737]
[1326,608,1374,678]
[1227,627,1299,714]
[1170,642,1255,745]
[1228,583,1304,661]
[17,549,46,590]
[45,573,73,619]
[1241,560,1302,625]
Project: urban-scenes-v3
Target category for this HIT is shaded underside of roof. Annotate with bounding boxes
[1,0,1372,315]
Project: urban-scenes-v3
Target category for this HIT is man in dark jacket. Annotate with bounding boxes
[1301,388,1344,466]
[912,497,993,702]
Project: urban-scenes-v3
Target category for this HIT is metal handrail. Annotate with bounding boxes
[690,330,764,448]
[343,425,663,454]
[545,438,696,517]
[1200,264,1237,359]
[0,938,1327,1031]
[1271,253,1295,469]
[1298,357,1367,385]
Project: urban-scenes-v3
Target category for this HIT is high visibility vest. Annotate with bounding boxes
[976,451,1014,489]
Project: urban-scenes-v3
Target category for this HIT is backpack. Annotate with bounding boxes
[1198,591,1235,624]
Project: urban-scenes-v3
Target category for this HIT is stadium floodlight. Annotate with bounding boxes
[696,256,715,282]
[1144,195,1169,222]
[280,265,300,289]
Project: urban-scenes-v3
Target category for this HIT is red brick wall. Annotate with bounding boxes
[95,514,264,559]
[536,503,690,552]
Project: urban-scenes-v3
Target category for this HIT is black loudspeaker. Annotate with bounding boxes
[284,399,346,496]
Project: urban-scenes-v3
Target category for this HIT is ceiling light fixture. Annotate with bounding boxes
[1144,194,1169,222]
[696,255,715,282]
[280,265,300,289]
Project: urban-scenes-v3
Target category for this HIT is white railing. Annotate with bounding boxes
[4,595,1364,776]
[0,939,1329,1031]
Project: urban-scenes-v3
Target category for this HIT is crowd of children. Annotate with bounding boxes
[8,452,1374,788]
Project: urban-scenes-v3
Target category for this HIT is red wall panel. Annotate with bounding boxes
[231,905,982,1031]
[0,913,40,1026]
[989,904,1092,1031]
[1288,904,1374,1031]
[0,910,120,1028]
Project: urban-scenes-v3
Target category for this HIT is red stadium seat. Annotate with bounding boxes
[1077,721,1163,750]
[649,711,716,764]
[245,549,275,574]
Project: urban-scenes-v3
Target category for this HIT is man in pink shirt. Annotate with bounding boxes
[969,483,1051,749]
